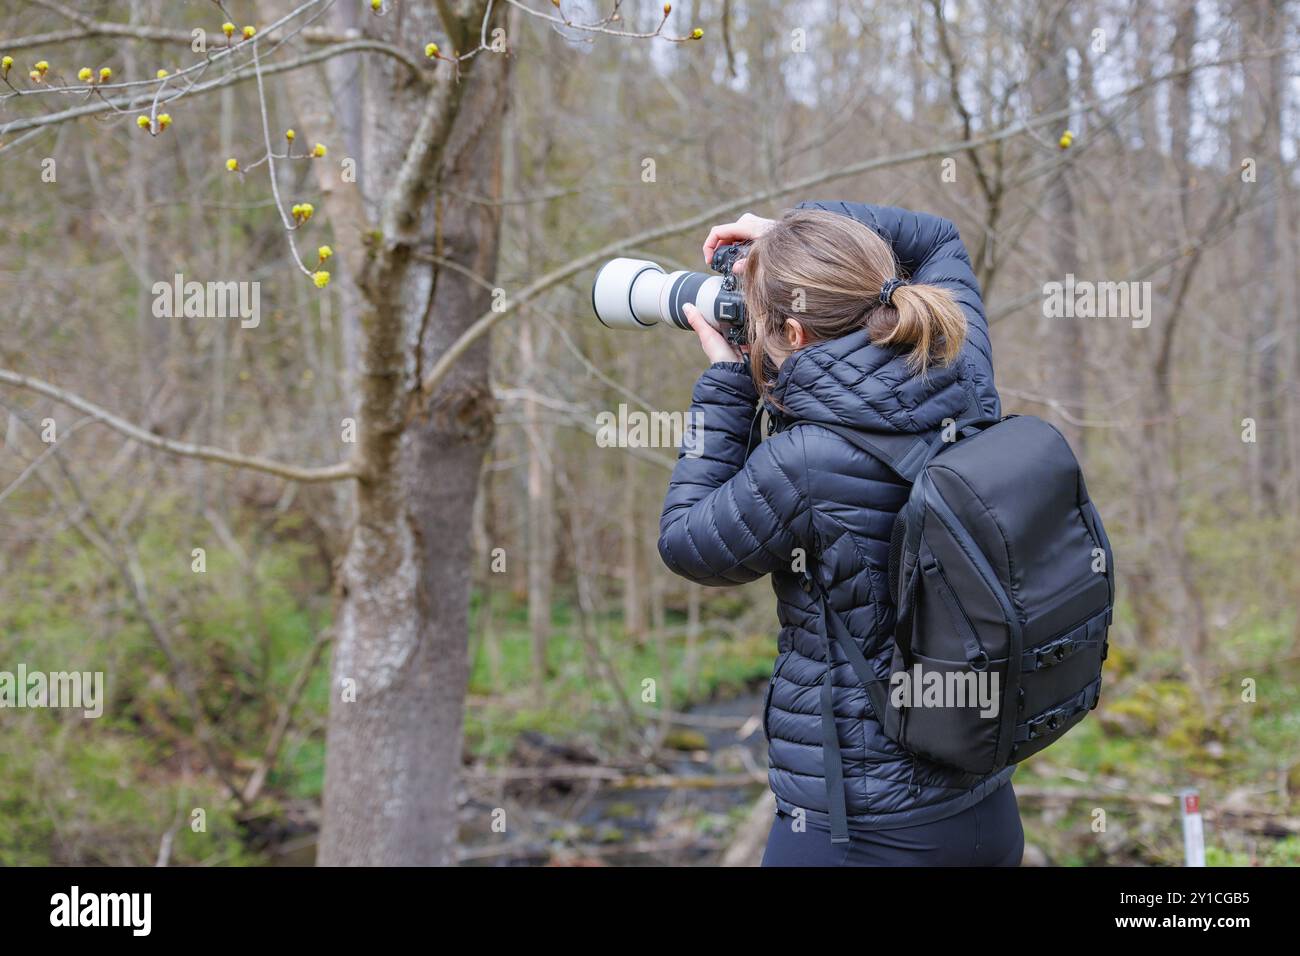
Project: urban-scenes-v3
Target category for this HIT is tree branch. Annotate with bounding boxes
[5,0,380,52]
[0,40,425,145]
[0,369,361,482]
[418,44,1299,396]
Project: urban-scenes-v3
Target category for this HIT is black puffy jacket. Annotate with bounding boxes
[659,201,1015,831]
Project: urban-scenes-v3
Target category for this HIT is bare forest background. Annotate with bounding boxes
[0,0,1297,866]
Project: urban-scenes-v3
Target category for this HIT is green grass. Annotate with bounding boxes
[464,590,774,759]
[1015,616,1300,865]
[3,488,1296,865]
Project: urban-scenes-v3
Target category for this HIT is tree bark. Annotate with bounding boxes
[312,0,509,866]
[1029,7,1084,454]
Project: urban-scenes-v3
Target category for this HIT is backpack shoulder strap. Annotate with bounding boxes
[788,420,933,482]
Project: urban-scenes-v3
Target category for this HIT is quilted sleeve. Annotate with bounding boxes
[658,362,810,587]
[795,200,999,418]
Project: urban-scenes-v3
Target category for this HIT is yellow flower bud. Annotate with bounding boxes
[99,67,112,82]
[156,69,168,79]
[78,67,93,82]
[222,22,235,37]
[371,0,382,10]
[29,70,41,83]
[291,203,303,218]
[242,25,256,39]
[313,271,331,289]
[226,157,240,172]
[1058,130,1074,149]
[311,143,327,158]
[1,56,13,74]
[35,60,49,75]
[285,128,296,142]
[136,115,152,129]
[691,27,703,39]
[425,42,439,58]
[157,113,172,130]
[318,245,333,261]
[664,3,672,14]
[300,203,314,220]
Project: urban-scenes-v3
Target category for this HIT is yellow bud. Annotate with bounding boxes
[78,67,93,82]
[1058,130,1074,149]
[242,25,256,39]
[157,113,172,130]
[1,56,13,73]
[318,245,333,261]
[425,42,439,58]
[285,128,296,141]
[291,203,303,217]
[29,70,40,83]
[301,203,314,219]
[226,157,240,172]
[35,60,49,75]
[311,143,327,158]
[371,0,382,10]
[136,115,152,129]
[156,69,168,79]
[99,67,112,81]
[664,3,671,14]
[691,27,703,39]
[313,271,331,289]
[222,22,235,37]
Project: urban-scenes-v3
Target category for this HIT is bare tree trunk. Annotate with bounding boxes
[1242,0,1283,515]
[1029,9,1084,454]
[684,584,701,698]
[1128,1,1208,677]
[521,319,554,703]
[300,0,510,866]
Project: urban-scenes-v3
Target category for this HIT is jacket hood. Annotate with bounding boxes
[768,329,976,434]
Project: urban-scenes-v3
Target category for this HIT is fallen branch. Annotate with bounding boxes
[469,764,765,790]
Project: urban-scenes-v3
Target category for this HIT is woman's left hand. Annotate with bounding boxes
[684,303,741,364]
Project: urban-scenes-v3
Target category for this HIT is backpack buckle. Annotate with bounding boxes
[1026,710,1062,739]
[1033,638,1076,670]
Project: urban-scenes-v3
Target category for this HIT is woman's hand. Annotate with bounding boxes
[702,213,775,270]
[684,303,741,364]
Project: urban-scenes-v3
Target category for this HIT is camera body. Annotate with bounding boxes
[591,242,750,346]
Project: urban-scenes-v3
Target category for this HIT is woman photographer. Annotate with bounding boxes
[657,202,1022,866]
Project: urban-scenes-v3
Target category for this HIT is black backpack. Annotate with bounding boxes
[790,411,1114,841]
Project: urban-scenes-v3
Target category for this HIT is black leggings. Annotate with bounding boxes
[761,782,1024,867]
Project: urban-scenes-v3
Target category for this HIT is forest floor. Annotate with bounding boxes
[279,597,1300,866]
[7,576,1297,866]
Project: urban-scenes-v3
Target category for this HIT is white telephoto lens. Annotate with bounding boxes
[658,272,725,330]
[592,258,667,330]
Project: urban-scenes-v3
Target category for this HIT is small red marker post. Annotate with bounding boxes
[1180,789,1205,867]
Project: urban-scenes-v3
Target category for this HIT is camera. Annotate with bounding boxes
[591,242,750,346]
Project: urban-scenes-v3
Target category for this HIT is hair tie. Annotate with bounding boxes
[878,276,906,307]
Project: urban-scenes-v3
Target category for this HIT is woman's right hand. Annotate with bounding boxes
[702,213,775,270]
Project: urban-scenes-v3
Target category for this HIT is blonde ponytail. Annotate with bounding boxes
[743,209,969,405]
[867,281,967,372]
